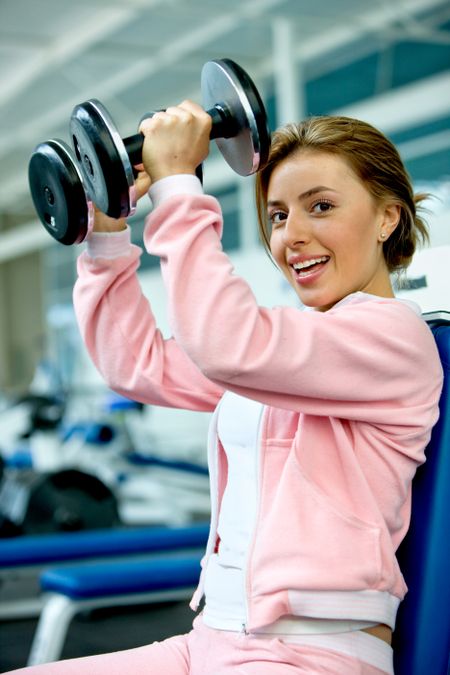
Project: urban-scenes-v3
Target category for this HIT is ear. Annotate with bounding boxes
[378,203,401,242]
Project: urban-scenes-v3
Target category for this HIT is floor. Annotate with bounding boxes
[0,600,195,673]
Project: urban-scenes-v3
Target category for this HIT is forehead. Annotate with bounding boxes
[268,150,360,189]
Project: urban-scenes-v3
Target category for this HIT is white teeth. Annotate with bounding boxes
[292,256,329,270]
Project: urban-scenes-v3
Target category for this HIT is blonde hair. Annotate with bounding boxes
[255,115,429,274]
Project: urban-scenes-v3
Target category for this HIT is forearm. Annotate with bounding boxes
[73,227,223,411]
[91,209,127,233]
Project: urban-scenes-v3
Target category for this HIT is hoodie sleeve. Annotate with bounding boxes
[145,193,443,427]
[73,231,224,412]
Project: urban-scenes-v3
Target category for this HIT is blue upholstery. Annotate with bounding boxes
[394,322,450,674]
[40,554,202,600]
[105,392,143,411]
[0,522,209,568]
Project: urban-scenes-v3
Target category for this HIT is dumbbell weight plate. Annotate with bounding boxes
[71,100,137,220]
[28,140,94,245]
[201,59,270,176]
[0,468,119,534]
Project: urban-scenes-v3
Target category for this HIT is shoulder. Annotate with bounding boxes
[330,292,441,369]
[300,292,429,340]
[330,292,424,326]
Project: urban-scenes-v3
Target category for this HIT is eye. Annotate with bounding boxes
[269,210,287,228]
[311,199,333,214]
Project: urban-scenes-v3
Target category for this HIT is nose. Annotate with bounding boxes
[282,211,311,248]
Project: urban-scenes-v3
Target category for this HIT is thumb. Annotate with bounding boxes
[134,170,152,200]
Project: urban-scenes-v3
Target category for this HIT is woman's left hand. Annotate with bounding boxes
[92,170,151,232]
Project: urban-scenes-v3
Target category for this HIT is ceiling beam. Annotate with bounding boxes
[0,220,52,263]
[334,70,450,134]
[0,0,169,109]
[254,0,450,81]
[398,129,450,160]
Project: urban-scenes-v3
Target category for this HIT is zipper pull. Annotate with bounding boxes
[241,623,248,635]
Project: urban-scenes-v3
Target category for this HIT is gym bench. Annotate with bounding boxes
[27,554,202,666]
[0,522,208,619]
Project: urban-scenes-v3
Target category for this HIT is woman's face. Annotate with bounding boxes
[268,150,399,311]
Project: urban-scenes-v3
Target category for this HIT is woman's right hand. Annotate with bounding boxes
[139,101,211,183]
[92,170,151,232]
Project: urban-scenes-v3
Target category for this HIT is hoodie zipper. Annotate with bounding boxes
[196,404,222,604]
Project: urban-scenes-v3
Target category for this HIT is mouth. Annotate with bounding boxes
[290,255,330,281]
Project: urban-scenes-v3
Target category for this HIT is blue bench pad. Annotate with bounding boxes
[0,523,209,567]
[40,555,202,599]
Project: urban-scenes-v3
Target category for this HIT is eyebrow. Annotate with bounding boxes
[267,185,337,207]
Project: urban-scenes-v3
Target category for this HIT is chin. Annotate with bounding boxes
[299,292,345,313]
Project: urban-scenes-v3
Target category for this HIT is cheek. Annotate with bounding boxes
[269,231,282,260]
[334,225,379,273]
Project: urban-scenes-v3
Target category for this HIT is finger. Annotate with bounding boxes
[134,171,151,198]
[135,169,150,182]
[164,106,196,125]
[178,99,206,116]
[139,111,167,134]
[179,100,211,127]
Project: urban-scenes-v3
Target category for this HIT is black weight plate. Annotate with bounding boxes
[23,469,119,534]
[28,140,92,245]
[201,59,271,176]
[70,100,135,219]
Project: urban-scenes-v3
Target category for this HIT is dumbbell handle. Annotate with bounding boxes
[123,105,239,167]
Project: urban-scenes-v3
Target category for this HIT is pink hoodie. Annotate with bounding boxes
[73,188,443,632]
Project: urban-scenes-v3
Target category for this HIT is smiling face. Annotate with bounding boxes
[267,150,400,312]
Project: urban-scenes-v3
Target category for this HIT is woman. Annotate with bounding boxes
[11,108,443,674]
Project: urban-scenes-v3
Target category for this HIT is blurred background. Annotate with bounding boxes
[1,0,450,550]
[0,0,449,668]
[1,0,450,396]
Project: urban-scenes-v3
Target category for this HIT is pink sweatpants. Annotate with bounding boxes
[8,616,393,674]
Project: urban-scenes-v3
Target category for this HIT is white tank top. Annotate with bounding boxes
[203,391,261,629]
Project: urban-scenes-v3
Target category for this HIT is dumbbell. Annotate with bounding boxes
[70,58,270,219]
[28,115,182,246]
[28,139,95,245]
[28,58,270,244]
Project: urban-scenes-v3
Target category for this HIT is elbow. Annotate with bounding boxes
[178,335,236,382]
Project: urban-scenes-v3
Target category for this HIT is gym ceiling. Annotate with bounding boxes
[0,0,449,260]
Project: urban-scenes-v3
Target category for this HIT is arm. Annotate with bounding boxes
[145,192,443,427]
[72,176,224,412]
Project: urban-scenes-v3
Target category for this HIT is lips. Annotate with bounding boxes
[290,255,330,283]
